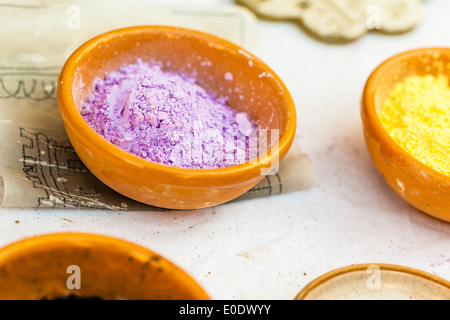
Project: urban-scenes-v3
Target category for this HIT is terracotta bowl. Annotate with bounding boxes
[361,47,450,222]
[57,26,296,210]
[0,233,210,300]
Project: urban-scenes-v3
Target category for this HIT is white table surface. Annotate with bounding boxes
[1,0,449,300]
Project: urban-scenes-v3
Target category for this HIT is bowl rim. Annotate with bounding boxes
[0,232,163,257]
[57,25,297,181]
[362,46,450,185]
[295,262,450,300]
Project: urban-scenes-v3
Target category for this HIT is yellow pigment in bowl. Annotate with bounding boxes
[378,74,450,177]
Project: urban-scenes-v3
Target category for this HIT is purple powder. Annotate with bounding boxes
[81,59,258,169]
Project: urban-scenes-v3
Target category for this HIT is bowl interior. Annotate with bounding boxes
[70,26,294,149]
[371,48,450,118]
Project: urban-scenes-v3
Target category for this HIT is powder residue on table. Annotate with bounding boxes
[81,60,258,169]
[378,74,450,176]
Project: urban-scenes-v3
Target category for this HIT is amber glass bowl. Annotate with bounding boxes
[57,26,296,210]
[295,263,450,300]
[0,233,210,300]
[361,48,450,222]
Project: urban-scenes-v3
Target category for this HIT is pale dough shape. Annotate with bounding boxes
[236,0,424,42]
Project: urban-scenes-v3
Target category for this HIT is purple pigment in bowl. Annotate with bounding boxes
[80,60,258,169]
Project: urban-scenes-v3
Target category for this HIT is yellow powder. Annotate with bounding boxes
[378,74,450,176]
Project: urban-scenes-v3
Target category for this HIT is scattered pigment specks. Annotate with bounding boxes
[224,72,234,81]
[81,60,258,169]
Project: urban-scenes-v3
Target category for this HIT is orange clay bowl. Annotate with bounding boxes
[57,26,296,210]
[0,233,210,300]
[362,47,450,223]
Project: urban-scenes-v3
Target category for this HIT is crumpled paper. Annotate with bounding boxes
[0,0,316,210]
